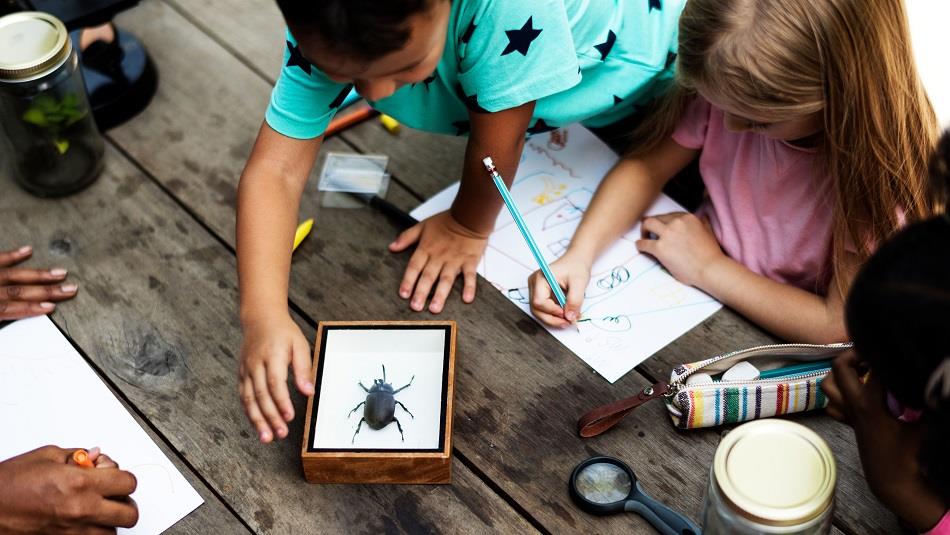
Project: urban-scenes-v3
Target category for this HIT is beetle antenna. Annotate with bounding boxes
[382,364,387,383]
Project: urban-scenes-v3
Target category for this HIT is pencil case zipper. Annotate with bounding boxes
[576,341,851,437]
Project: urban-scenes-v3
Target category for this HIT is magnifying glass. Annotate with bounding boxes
[569,456,701,535]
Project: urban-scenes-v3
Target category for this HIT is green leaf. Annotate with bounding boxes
[22,107,48,126]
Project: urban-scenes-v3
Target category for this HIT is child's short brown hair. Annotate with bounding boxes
[275,0,438,61]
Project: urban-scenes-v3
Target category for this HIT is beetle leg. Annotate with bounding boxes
[348,401,365,418]
[393,375,415,394]
[351,417,366,443]
[393,417,405,442]
[395,401,414,419]
[358,381,371,393]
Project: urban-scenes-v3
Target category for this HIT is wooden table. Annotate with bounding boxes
[0,1,895,533]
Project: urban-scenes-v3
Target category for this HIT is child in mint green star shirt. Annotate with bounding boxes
[237,0,682,443]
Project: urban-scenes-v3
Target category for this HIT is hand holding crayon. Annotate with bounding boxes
[0,445,138,531]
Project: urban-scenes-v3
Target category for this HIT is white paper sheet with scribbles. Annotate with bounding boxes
[0,316,203,534]
[411,125,722,382]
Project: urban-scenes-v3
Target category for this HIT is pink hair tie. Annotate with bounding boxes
[886,390,923,423]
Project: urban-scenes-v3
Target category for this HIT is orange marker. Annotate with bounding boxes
[324,105,379,137]
[72,449,94,468]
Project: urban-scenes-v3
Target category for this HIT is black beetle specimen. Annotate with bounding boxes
[348,364,414,443]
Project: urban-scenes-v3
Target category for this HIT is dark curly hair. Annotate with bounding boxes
[274,0,438,61]
[845,129,950,503]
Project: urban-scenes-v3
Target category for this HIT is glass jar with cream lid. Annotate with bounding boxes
[0,11,104,196]
[702,419,837,534]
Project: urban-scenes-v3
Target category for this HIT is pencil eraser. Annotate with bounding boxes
[482,156,494,168]
[722,361,760,382]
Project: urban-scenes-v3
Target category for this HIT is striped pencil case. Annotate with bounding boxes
[577,342,852,437]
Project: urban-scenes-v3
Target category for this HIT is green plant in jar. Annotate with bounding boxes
[21,92,87,154]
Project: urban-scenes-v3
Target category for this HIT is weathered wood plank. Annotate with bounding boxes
[0,144,536,533]
[163,0,285,83]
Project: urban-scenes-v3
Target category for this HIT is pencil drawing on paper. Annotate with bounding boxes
[411,125,722,382]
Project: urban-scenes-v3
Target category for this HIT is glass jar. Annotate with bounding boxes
[0,11,104,197]
[701,419,836,534]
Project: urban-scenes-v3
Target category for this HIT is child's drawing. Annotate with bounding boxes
[411,125,722,382]
[507,287,529,304]
[541,190,591,230]
[547,238,570,257]
[528,174,568,206]
[583,315,633,332]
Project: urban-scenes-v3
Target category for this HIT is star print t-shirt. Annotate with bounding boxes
[266,0,683,139]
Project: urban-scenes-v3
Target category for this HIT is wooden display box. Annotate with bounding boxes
[301,321,457,484]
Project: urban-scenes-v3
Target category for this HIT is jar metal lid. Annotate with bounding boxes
[714,419,836,527]
[0,11,71,82]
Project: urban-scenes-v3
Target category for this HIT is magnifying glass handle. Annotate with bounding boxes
[625,483,701,535]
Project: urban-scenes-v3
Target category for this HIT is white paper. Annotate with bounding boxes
[0,316,203,534]
[411,125,722,382]
[312,328,446,450]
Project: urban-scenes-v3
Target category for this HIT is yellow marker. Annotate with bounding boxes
[293,218,314,252]
[379,114,401,135]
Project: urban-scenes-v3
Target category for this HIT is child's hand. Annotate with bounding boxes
[239,315,314,443]
[635,212,724,287]
[822,351,863,423]
[0,245,78,320]
[389,211,489,314]
[528,254,591,328]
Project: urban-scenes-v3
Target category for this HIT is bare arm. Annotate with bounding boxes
[452,101,536,233]
[568,138,699,263]
[697,252,855,342]
[236,122,322,443]
[530,137,699,326]
[237,122,321,323]
[637,212,857,343]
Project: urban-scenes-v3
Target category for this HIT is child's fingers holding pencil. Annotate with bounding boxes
[529,270,570,327]
[563,274,587,323]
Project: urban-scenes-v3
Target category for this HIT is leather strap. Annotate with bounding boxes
[577,382,670,437]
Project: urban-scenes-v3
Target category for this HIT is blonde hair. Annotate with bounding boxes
[633,0,940,295]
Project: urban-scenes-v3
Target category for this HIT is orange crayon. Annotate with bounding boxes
[72,449,94,468]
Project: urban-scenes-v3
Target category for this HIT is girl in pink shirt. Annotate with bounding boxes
[529,0,940,343]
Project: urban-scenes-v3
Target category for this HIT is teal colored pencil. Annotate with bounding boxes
[482,157,569,309]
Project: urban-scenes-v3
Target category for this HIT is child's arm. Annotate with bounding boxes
[530,137,700,327]
[236,122,320,443]
[389,102,536,314]
[636,214,856,343]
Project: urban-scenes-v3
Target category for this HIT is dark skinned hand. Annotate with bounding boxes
[0,445,138,534]
[0,245,77,320]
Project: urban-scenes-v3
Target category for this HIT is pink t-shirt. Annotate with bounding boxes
[925,511,950,535]
[671,97,835,295]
